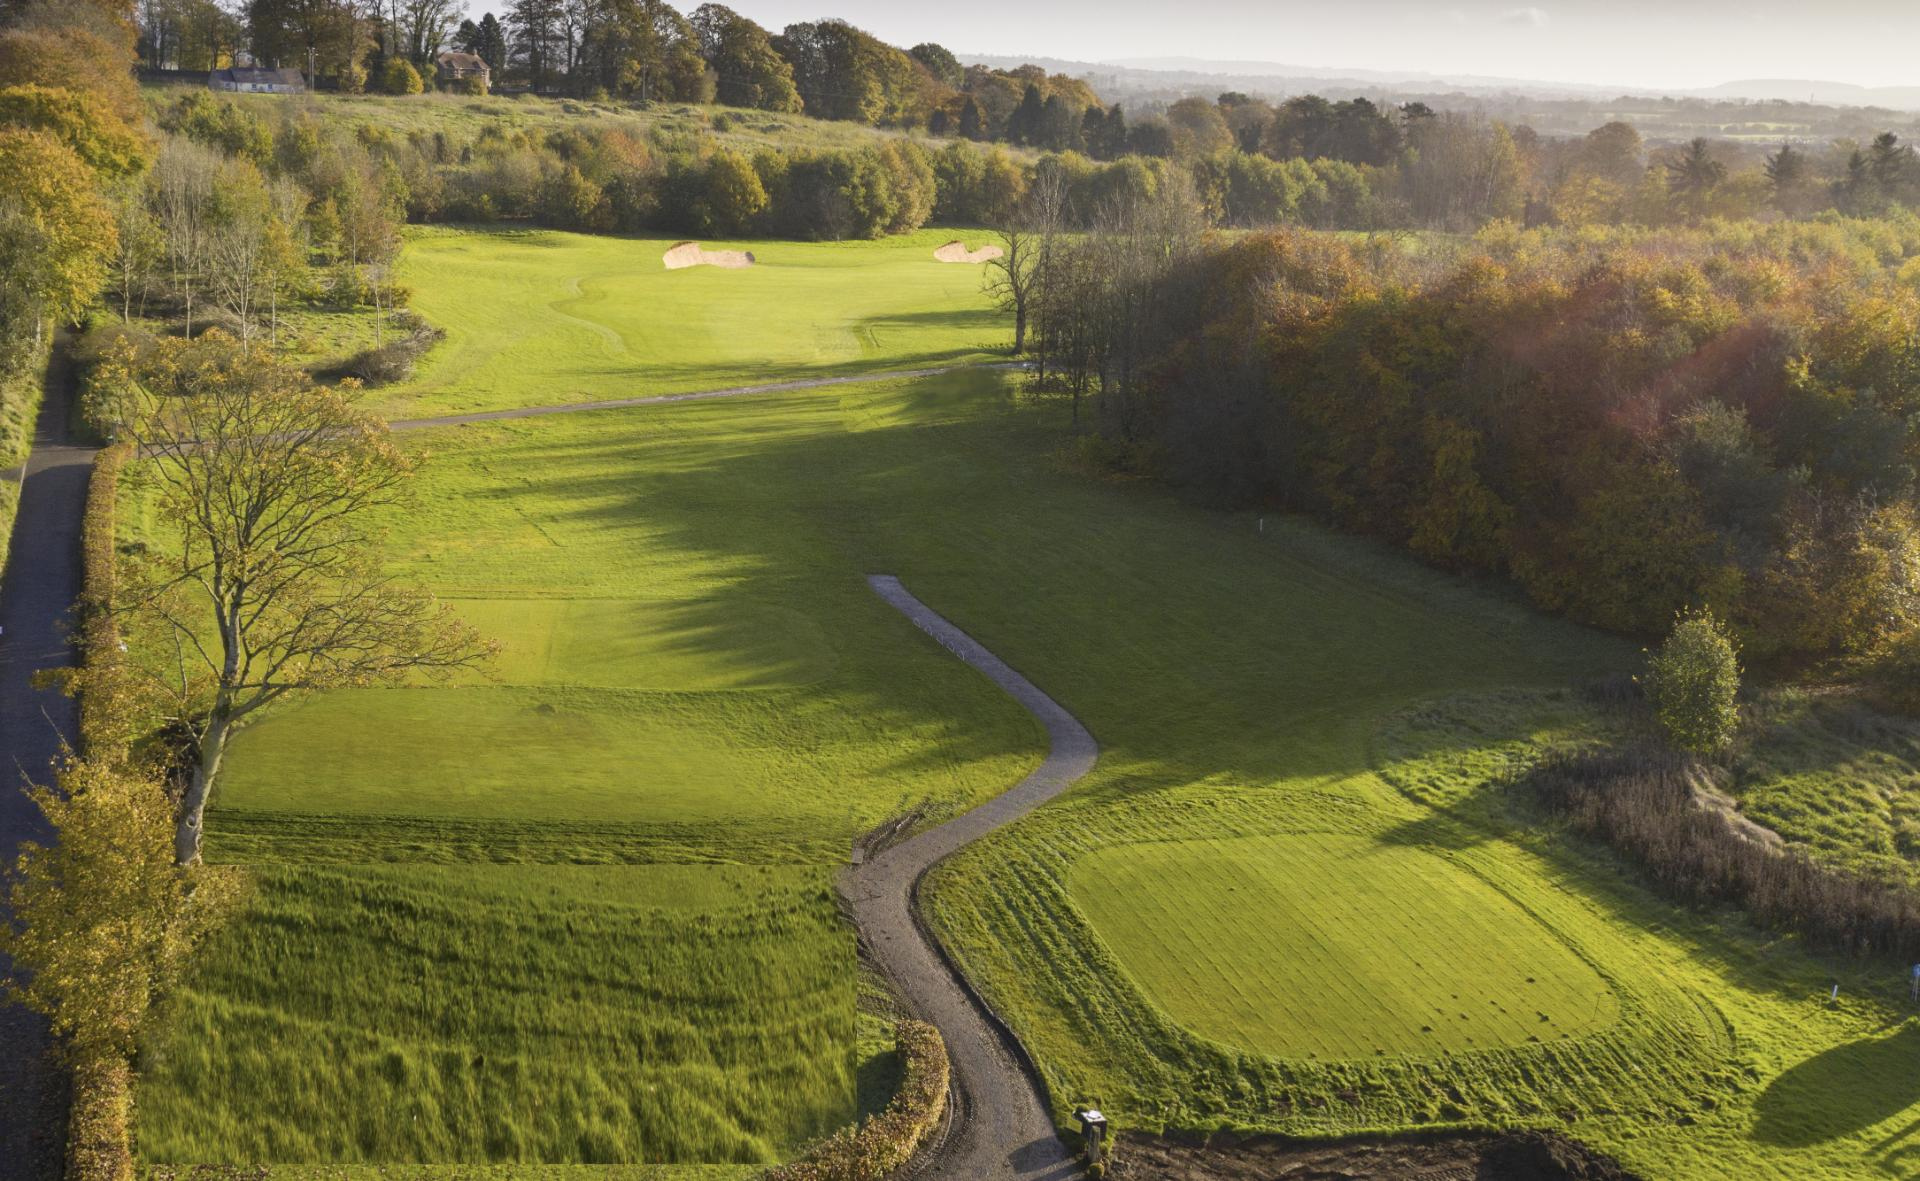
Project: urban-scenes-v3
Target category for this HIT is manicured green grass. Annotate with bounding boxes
[379,226,1009,418]
[1071,832,1618,1060]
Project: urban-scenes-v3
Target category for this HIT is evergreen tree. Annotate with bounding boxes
[475,13,507,75]
[1081,104,1104,151]
[1093,103,1127,159]
[1006,82,1044,146]
[1039,93,1080,152]
[957,95,982,141]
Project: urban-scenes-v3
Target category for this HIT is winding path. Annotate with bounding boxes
[846,575,1096,1181]
[0,339,90,1181]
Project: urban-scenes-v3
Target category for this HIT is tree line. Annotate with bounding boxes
[1008,199,1920,679]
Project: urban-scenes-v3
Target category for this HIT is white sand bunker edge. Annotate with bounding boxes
[934,240,1004,264]
[662,241,756,269]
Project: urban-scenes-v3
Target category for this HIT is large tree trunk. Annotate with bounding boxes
[175,715,229,865]
[1012,303,1026,355]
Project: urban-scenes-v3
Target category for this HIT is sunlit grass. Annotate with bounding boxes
[381,226,1009,418]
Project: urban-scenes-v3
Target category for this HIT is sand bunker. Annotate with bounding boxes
[662,241,756,270]
[934,240,1004,264]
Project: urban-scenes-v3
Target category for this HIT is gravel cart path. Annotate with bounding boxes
[845,575,1095,1181]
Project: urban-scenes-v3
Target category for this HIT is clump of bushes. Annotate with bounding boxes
[764,1019,949,1181]
[314,311,445,387]
[1522,747,1920,959]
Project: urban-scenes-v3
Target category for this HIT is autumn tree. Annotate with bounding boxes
[691,4,798,111]
[0,84,148,178]
[377,53,423,93]
[1,757,228,1062]
[1166,96,1232,159]
[774,19,916,125]
[106,333,493,864]
[907,41,960,88]
[0,129,118,355]
[205,157,303,340]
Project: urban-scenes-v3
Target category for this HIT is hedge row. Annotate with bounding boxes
[764,1019,949,1181]
[76,442,131,762]
[67,442,135,1181]
[66,1049,132,1181]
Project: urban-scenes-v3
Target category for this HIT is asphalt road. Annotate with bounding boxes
[0,340,92,1180]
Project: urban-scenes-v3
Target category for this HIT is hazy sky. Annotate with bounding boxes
[460,1,1920,91]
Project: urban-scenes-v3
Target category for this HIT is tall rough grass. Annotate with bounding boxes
[1522,748,1920,959]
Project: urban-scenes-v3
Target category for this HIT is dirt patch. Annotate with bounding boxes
[933,240,1004,264]
[1109,1130,1645,1181]
[662,241,755,270]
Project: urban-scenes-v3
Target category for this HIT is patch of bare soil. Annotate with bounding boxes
[1109,1130,1645,1181]
[662,241,756,269]
[934,240,1004,263]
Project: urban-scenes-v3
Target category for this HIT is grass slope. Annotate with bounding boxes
[147,85,990,161]
[379,226,1006,418]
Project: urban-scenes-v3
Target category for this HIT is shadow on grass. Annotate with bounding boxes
[1752,1022,1920,1146]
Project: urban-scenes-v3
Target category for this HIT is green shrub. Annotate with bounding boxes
[378,58,424,96]
[1643,609,1742,755]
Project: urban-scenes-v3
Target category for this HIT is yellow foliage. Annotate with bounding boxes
[0,128,118,327]
[0,757,243,1060]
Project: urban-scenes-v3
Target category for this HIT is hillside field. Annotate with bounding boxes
[125,228,1920,1179]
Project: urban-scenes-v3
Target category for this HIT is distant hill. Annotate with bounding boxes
[1699,79,1920,109]
[960,53,1920,113]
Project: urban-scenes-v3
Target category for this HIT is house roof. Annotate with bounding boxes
[437,52,488,71]
[211,66,305,87]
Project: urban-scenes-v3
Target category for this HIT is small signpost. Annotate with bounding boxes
[1076,1108,1109,1167]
